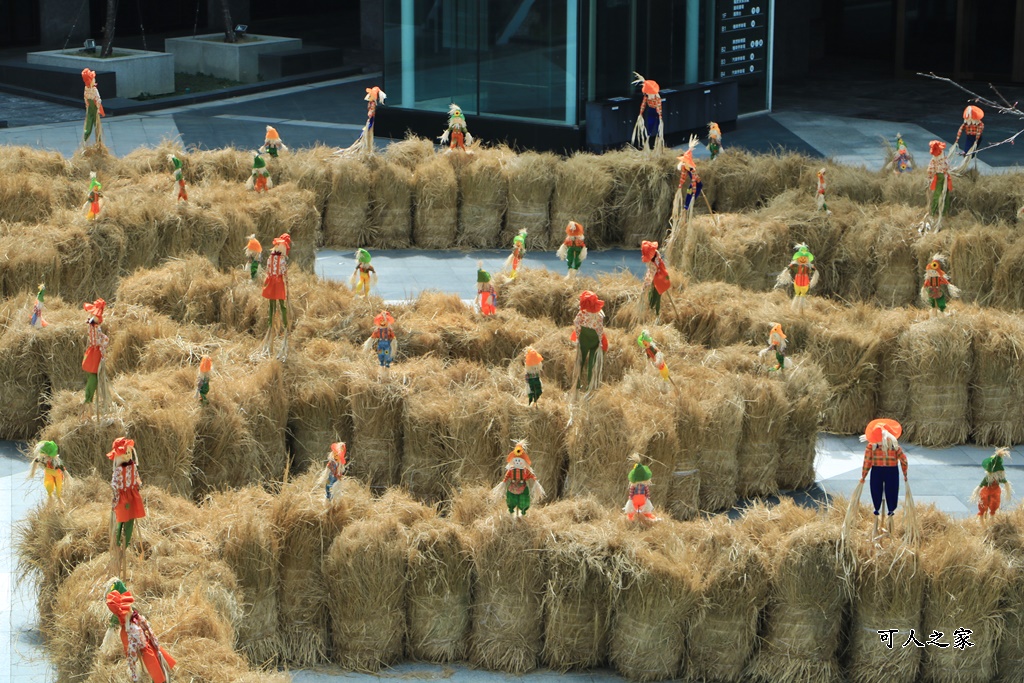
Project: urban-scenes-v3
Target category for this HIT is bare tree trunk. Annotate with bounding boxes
[221,0,238,43]
[101,0,119,57]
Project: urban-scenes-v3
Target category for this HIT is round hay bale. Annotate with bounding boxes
[458,149,508,247]
[504,151,556,248]
[325,517,408,672]
[370,157,413,247]
[413,155,458,248]
[777,360,828,490]
[406,517,473,662]
[348,373,406,491]
[323,156,374,248]
[551,153,615,249]
[970,310,1024,445]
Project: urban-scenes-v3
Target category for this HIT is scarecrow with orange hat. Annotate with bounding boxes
[105,579,175,683]
[556,221,587,278]
[440,103,473,151]
[195,356,212,405]
[920,254,961,316]
[320,442,348,501]
[350,248,377,298]
[672,135,713,226]
[503,229,528,279]
[775,244,820,311]
[83,298,110,417]
[81,68,104,145]
[640,240,671,322]
[816,168,831,214]
[524,347,543,405]
[337,86,387,155]
[108,436,146,576]
[707,121,723,159]
[631,72,664,151]
[476,262,497,316]
[971,448,1013,522]
[168,154,187,202]
[261,233,291,360]
[922,140,952,232]
[29,440,68,505]
[30,283,49,328]
[245,234,263,281]
[952,105,984,169]
[83,172,104,220]
[246,152,273,193]
[624,453,657,521]
[493,441,545,518]
[854,419,912,542]
[571,291,608,394]
[259,125,288,158]
[759,322,787,372]
[364,309,397,376]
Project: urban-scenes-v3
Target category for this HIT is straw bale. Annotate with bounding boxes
[504,151,556,248]
[469,512,546,673]
[679,213,791,292]
[0,145,70,177]
[217,359,288,486]
[402,387,457,505]
[448,382,510,489]
[919,531,1007,683]
[826,164,886,205]
[564,386,642,506]
[499,267,579,326]
[747,519,848,683]
[52,216,126,303]
[695,372,744,512]
[700,150,808,212]
[0,172,66,223]
[969,311,1024,445]
[348,372,406,491]
[27,298,87,394]
[958,172,1024,224]
[370,156,414,247]
[605,149,676,247]
[498,395,569,498]
[734,371,790,499]
[986,509,1024,683]
[413,155,459,248]
[0,227,62,298]
[241,185,319,272]
[949,227,1007,305]
[898,315,973,446]
[103,305,178,376]
[99,177,172,270]
[383,135,437,170]
[844,540,926,683]
[668,280,756,348]
[187,147,252,184]
[458,149,508,248]
[285,340,356,475]
[406,517,473,662]
[117,140,186,178]
[874,307,921,425]
[117,256,234,326]
[0,322,46,439]
[274,145,335,213]
[38,391,123,479]
[685,519,770,682]
[323,156,374,248]
[325,517,409,671]
[991,235,1024,310]
[873,210,922,307]
[551,153,615,249]
[777,360,828,489]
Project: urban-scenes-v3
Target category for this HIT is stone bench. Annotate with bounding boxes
[258,46,345,80]
[0,60,118,99]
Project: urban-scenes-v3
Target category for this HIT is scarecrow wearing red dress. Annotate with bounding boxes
[30,283,49,328]
[524,347,543,405]
[857,419,910,541]
[952,105,984,170]
[337,86,386,155]
[503,229,528,279]
[82,68,104,146]
[476,262,497,316]
[83,172,104,220]
[246,152,273,193]
[349,248,377,298]
[440,103,473,151]
[319,442,347,501]
[363,310,397,377]
[775,243,820,311]
[571,291,608,395]
[29,440,68,505]
[640,240,671,322]
[920,254,960,317]
[259,125,288,158]
[167,154,187,202]
[759,322,787,372]
[105,579,175,683]
[556,221,587,278]
[922,140,951,233]
[245,234,262,281]
[971,448,1012,522]
[631,72,664,152]
[195,356,212,405]
[624,453,657,522]
[109,437,146,577]
[261,233,291,360]
[82,298,110,418]
[493,441,545,518]
[707,121,723,160]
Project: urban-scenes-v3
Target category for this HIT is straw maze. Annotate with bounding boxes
[4,141,1024,682]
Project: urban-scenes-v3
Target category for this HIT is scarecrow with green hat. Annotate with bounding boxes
[440,103,473,151]
[108,436,146,577]
[476,262,497,316]
[571,291,608,395]
[105,578,176,683]
[167,154,187,202]
[775,243,820,311]
[971,447,1012,522]
[624,453,657,521]
[83,172,104,220]
[81,68,104,146]
[493,441,545,518]
[246,152,273,193]
[30,283,48,328]
[503,229,528,279]
[349,248,377,298]
[637,330,674,393]
[29,440,68,504]
[885,132,914,173]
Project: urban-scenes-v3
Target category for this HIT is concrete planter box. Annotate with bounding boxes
[165,34,303,84]
[27,48,174,98]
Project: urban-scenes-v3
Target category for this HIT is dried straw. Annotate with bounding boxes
[413,155,458,248]
[348,372,407,491]
[504,151,556,248]
[370,155,414,247]
[970,310,1024,445]
[323,156,374,248]
[458,149,508,247]
[550,153,615,249]
[778,360,828,490]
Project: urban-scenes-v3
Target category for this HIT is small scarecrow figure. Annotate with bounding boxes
[82,298,110,418]
[320,442,347,501]
[624,453,657,522]
[971,448,1013,522]
[440,103,473,151]
[555,221,587,278]
[524,347,543,405]
[637,330,673,393]
[920,254,961,317]
[775,243,820,311]
[852,419,915,542]
[922,140,952,233]
[886,133,914,174]
[108,437,146,577]
[363,309,397,376]
[29,440,68,505]
[195,356,212,405]
[952,105,984,169]
[167,154,187,202]
[707,121,723,159]
[105,579,176,683]
[758,322,787,372]
[349,248,377,298]
[816,168,831,214]
[245,234,262,281]
[671,135,712,225]
[337,86,386,155]
[640,240,671,323]
[84,172,104,220]
[259,125,288,158]
[246,152,273,193]
[493,441,545,518]
[571,291,608,395]
[30,283,49,328]
[503,229,528,279]
[261,233,291,361]
[82,68,104,146]
[631,72,664,152]
[476,262,497,316]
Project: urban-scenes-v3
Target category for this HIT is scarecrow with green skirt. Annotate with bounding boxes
[556,221,587,278]
[82,298,110,418]
[570,291,608,395]
[759,322,787,372]
[245,234,263,281]
[82,68,104,146]
[524,347,543,405]
[624,453,657,521]
[195,356,212,405]
[349,248,377,298]
[246,152,273,193]
[493,441,545,518]
[972,447,1012,521]
[640,240,671,322]
[83,172,104,220]
[921,140,951,233]
[30,283,48,328]
[168,154,187,201]
[920,254,960,317]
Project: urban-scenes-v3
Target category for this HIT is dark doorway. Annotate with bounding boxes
[0,0,41,47]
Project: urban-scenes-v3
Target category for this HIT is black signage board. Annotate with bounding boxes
[715,0,768,81]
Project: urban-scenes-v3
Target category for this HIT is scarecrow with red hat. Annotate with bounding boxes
[83,172,104,220]
[571,291,608,395]
[246,152,273,193]
[503,229,528,279]
[556,221,587,278]
[82,68,104,146]
[261,233,291,360]
[337,86,386,155]
[105,579,175,683]
[440,103,473,151]
[624,453,657,521]
[707,121,723,160]
[524,347,543,405]
[83,298,110,417]
[108,437,146,576]
[30,283,49,328]
[671,135,713,226]
[245,234,262,281]
[758,322,788,372]
[631,72,664,152]
[775,243,819,311]
[922,139,952,232]
[321,442,348,501]
[168,154,187,202]
[853,419,913,542]
[195,356,212,405]
[493,441,545,517]
[29,440,68,505]
[971,448,1012,522]
[640,241,671,322]
[364,309,397,376]
[920,254,961,316]
[952,105,984,169]
[476,262,497,316]
[259,125,288,158]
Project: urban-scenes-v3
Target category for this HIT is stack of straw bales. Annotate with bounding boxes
[504,151,557,248]
[550,153,615,249]
[458,149,509,247]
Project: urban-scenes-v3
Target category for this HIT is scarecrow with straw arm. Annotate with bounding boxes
[349,248,377,298]
[775,243,820,311]
[476,262,497,316]
[524,347,543,405]
[637,330,675,394]
[971,447,1012,522]
[245,234,262,281]
[195,356,212,405]
[920,254,961,317]
[83,298,111,420]
[246,152,273,193]
[503,229,528,279]
[758,322,788,372]
[884,133,914,173]
[29,440,68,505]
[336,86,386,155]
[571,291,608,396]
[316,442,348,501]
[844,418,919,545]
[440,103,473,151]
[261,233,291,361]
[640,240,672,323]
[108,437,146,577]
[30,283,49,328]
[84,172,104,220]
[707,121,723,159]
[168,154,187,202]
[624,453,657,521]
[363,309,397,378]
[671,135,715,226]
[816,168,831,214]
[105,579,175,683]
[951,105,984,171]
[82,68,104,146]
[920,140,951,233]
[493,441,545,518]
[631,72,664,152]
[259,125,288,158]
[556,221,587,278]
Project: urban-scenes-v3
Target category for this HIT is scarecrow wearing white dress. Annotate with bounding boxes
[82,68,104,146]
[707,121,723,159]
[775,243,820,311]
[440,103,473,151]
[105,579,175,683]
[631,72,664,152]
[259,125,288,158]
[624,453,657,522]
[493,441,545,518]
